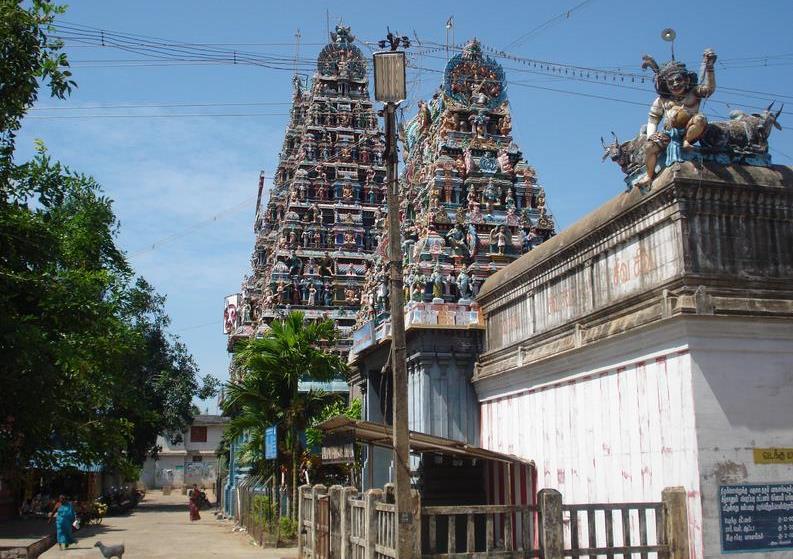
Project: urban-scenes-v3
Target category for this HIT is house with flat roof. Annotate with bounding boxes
[141,415,229,489]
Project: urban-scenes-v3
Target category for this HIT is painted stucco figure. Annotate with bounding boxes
[635,49,717,187]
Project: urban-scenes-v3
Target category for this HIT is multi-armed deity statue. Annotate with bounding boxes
[605,46,783,189]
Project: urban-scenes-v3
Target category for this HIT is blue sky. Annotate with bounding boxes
[16,0,793,413]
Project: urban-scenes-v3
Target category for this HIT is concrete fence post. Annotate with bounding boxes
[365,488,384,559]
[329,485,343,559]
[412,489,422,558]
[538,488,564,559]
[298,484,310,558]
[662,487,690,559]
[312,484,328,558]
[340,487,358,559]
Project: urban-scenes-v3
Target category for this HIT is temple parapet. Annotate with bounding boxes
[476,161,793,380]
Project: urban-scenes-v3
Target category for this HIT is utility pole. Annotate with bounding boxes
[373,31,415,558]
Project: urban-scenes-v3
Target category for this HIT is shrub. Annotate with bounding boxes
[251,494,277,526]
[279,516,298,540]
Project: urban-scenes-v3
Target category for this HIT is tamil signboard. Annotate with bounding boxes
[264,425,278,460]
[321,431,355,464]
[753,448,793,464]
[719,483,793,553]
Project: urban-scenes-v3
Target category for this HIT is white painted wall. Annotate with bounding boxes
[158,423,225,455]
[480,343,703,556]
[688,319,793,559]
[477,316,793,559]
[142,421,227,489]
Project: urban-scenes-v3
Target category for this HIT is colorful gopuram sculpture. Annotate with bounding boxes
[603,47,784,189]
[353,39,556,335]
[225,25,386,358]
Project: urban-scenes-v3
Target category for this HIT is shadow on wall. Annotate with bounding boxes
[694,343,793,432]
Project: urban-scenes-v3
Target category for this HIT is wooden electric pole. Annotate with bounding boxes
[384,101,416,558]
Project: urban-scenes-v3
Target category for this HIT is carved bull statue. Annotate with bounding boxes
[699,102,783,154]
[601,129,647,176]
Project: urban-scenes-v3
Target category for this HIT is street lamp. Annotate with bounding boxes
[373,31,416,559]
[373,50,406,104]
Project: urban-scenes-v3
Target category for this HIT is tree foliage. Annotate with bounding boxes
[0,0,218,479]
[0,0,75,187]
[0,144,218,475]
[222,311,347,515]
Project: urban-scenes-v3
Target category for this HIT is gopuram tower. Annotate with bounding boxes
[225,25,387,385]
[348,39,556,487]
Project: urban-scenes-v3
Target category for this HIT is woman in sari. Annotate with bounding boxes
[49,495,76,549]
[188,484,201,521]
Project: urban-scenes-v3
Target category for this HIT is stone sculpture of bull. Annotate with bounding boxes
[601,129,647,176]
[700,102,783,154]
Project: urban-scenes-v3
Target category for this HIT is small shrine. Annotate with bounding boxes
[225,25,387,366]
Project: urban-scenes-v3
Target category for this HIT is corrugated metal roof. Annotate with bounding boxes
[316,416,533,465]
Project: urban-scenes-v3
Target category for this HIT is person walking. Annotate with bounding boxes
[49,495,76,549]
[188,484,201,521]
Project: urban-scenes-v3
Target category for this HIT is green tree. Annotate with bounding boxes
[223,311,347,517]
[0,0,218,484]
[0,144,218,477]
[0,0,74,188]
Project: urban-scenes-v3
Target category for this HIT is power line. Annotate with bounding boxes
[26,112,291,120]
[31,101,292,111]
[45,22,793,120]
[173,319,223,333]
[501,0,595,51]
[129,195,261,257]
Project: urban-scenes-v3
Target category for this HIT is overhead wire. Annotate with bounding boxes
[128,194,264,257]
[502,0,595,51]
[48,22,792,110]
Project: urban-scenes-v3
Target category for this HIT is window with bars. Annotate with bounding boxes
[190,426,207,443]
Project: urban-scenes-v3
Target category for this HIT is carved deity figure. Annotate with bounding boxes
[318,252,334,277]
[499,113,512,136]
[440,111,458,137]
[417,100,431,136]
[497,226,508,255]
[430,265,444,300]
[481,179,500,213]
[636,49,717,187]
[446,223,469,257]
[469,108,490,140]
[488,227,498,254]
[307,284,317,306]
[456,267,473,300]
[466,183,478,211]
[504,187,516,210]
[287,251,302,276]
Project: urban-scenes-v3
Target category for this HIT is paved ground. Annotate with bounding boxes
[39,491,297,559]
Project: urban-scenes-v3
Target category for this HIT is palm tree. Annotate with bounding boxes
[223,311,346,517]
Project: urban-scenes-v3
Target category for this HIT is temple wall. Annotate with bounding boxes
[689,319,793,558]
[476,163,793,558]
[479,330,703,556]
